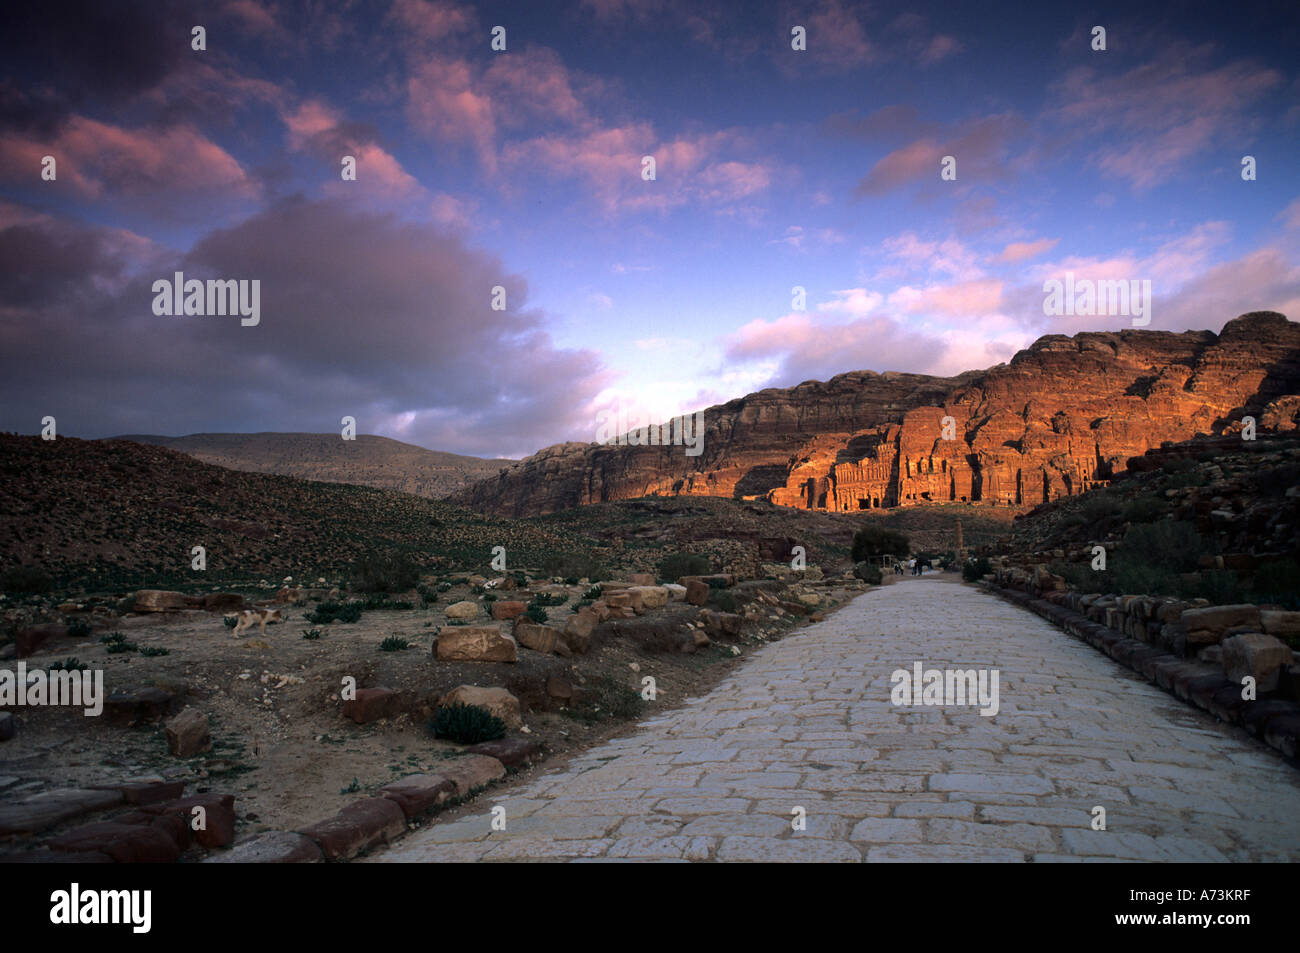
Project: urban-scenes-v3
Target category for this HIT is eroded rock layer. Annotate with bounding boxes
[455,313,1300,517]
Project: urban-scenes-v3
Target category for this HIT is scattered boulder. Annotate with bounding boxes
[164,708,211,757]
[379,774,457,818]
[441,685,522,729]
[0,788,124,836]
[134,794,236,848]
[48,822,180,863]
[89,777,185,806]
[342,687,399,724]
[445,600,480,620]
[298,797,406,861]
[1182,604,1262,645]
[440,754,506,796]
[513,621,569,656]
[685,580,710,606]
[546,676,575,701]
[562,609,598,654]
[628,585,669,609]
[490,600,528,621]
[663,583,687,601]
[1261,610,1300,639]
[436,625,518,663]
[466,737,539,768]
[1222,633,1294,693]
[132,590,189,612]
[627,573,656,586]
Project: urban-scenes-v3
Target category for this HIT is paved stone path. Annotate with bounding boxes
[375,578,1300,862]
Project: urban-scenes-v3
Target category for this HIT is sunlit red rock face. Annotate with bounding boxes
[456,313,1300,517]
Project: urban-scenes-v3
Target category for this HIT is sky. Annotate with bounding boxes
[1,0,1298,458]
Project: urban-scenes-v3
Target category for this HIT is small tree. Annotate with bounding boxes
[852,526,910,563]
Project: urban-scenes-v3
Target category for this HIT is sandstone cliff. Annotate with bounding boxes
[453,312,1300,517]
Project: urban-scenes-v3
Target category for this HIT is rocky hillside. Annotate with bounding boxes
[114,432,511,499]
[0,436,578,591]
[454,312,1300,518]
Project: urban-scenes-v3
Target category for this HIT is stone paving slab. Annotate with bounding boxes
[372,578,1300,863]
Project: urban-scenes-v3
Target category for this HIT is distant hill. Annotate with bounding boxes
[0,435,581,590]
[112,432,512,499]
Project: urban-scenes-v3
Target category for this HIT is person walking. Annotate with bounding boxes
[907,557,916,576]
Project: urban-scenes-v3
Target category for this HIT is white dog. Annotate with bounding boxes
[230,608,283,638]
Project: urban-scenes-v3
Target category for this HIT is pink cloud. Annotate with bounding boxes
[855,114,1025,196]
[0,116,255,199]
[995,238,1059,263]
[407,57,498,170]
[1052,48,1283,189]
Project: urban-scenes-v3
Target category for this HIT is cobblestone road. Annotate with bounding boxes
[376,577,1300,862]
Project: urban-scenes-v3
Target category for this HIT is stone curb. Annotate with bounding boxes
[984,582,1300,766]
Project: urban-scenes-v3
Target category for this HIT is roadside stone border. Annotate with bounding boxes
[985,582,1300,766]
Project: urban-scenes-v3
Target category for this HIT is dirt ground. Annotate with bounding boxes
[1,576,870,855]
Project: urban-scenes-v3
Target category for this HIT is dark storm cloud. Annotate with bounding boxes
[0,197,613,457]
[0,0,188,134]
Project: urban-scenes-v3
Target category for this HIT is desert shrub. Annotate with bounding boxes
[962,556,992,582]
[308,601,362,625]
[102,632,138,654]
[525,605,548,624]
[583,585,603,600]
[48,657,87,671]
[429,703,506,744]
[1077,492,1123,525]
[1120,520,1202,573]
[711,590,738,612]
[379,636,410,652]
[657,552,711,582]
[1252,558,1300,609]
[436,582,452,593]
[565,675,646,724]
[350,552,420,594]
[66,618,92,639]
[1120,496,1167,524]
[362,593,413,610]
[0,566,52,593]
[706,577,728,589]
[223,615,239,629]
[541,552,607,582]
[140,646,169,657]
[530,591,568,607]
[417,585,438,606]
[301,627,322,640]
[852,526,910,562]
[853,562,883,585]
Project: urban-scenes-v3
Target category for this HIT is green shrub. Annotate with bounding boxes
[48,657,87,671]
[66,618,92,639]
[362,593,413,610]
[530,591,568,607]
[1120,497,1167,524]
[525,605,548,624]
[540,552,607,582]
[583,585,603,600]
[429,703,506,744]
[962,557,992,582]
[308,601,362,625]
[350,553,420,594]
[852,526,910,562]
[379,636,410,652]
[565,676,646,724]
[140,646,169,657]
[1252,558,1300,609]
[711,590,737,612]
[301,627,323,640]
[853,562,883,585]
[657,552,711,582]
